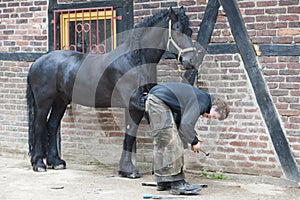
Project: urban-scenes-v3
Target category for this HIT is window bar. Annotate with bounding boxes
[81,10,85,53]
[89,9,92,53]
[68,10,70,50]
[96,8,99,53]
[111,8,114,51]
[60,11,65,50]
[53,11,57,50]
[74,10,78,51]
[104,8,107,54]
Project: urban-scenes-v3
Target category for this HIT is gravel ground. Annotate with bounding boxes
[1,155,300,200]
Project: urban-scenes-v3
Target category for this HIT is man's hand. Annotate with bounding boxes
[191,140,202,153]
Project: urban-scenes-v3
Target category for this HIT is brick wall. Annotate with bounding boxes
[0,0,48,52]
[0,60,29,157]
[0,0,299,178]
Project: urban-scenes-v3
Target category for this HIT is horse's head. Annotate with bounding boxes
[166,7,204,71]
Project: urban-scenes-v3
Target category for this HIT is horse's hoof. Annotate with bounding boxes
[51,164,66,170]
[46,157,66,170]
[33,160,47,172]
[33,166,47,172]
[119,171,141,179]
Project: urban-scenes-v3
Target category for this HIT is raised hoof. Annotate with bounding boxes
[119,171,141,179]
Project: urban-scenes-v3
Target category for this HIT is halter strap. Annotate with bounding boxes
[166,20,197,72]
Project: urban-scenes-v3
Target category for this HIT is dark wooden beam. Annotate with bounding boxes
[181,0,220,85]
[196,0,220,50]
[207,44,238,54]
[1,44,300,62]
[220,0,300,181]
[0,52,44,62]
[258,44,300,56]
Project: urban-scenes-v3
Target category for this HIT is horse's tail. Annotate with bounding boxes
[26,69,35,157]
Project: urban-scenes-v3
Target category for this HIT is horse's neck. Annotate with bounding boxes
[139,26,168,62]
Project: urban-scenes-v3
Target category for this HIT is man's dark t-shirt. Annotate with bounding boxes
[149,82,213,145]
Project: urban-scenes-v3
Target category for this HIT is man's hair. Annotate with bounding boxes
[212,97,230,120]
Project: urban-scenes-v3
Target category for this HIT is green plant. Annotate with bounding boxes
[200,168,227,180]
[200,168,211,179]
[212,171,227,180]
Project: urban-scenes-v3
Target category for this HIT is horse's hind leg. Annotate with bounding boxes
[46,97,68,170]
[31,103,52,172]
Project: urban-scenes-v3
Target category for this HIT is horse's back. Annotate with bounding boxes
[28,50,85,101]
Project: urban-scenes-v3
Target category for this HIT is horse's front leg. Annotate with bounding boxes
[119,110,143,178]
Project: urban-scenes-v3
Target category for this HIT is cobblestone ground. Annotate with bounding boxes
[0,155,300,200]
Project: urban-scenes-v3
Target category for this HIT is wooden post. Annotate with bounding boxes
[219,0,300,181]
[197,0,220,50]
[183,0,220,85]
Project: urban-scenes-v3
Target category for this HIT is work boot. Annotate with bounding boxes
[157,182,171,191]
[170,180,201,195]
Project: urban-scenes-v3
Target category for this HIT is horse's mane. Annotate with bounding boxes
[134,9,169,28]
[134,7,191,36]
[125,7,192,65]
[177,8,192,37]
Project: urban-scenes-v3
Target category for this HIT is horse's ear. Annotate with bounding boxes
[179,6,186,14]
[168,7,178,22]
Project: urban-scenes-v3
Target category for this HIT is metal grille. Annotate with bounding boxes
[53,7,121,54]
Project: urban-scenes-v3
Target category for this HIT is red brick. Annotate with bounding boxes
[219,133,237,139]
[257,30,276,36]
[279,0,300,6]
[249,142,268,148]
[279,83,299,89]
[230,141,247,147]
[239,2,255,8]
[239,134,258,140]
[267,22,288,29]
[291,90,300,96]
[270,89,289,96]
[245,9,264,15]
[256,16,277,22]
[289,22,300,28]
[287,76,300,82]
[257,1,277,7]
[238,161,254,167]
[288,6,300,13]
[229,155,246,160]
[273,36,294,43]
[279,110,300,116]
[217,147,235,153]
[278,29,300,36]
[179,1,196,6]
[266,8,286,14]
[249,156,267,162]
[279,15,299,21]
[251,37,272,44]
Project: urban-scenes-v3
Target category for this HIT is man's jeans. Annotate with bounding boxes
[146,94,185,182]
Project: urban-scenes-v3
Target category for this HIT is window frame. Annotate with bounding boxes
[48,0,133,52]
[56,8,117,53]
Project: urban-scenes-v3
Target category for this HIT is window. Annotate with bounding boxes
[53,7,121,54]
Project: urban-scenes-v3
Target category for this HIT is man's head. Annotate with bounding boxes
[204,97,230,120]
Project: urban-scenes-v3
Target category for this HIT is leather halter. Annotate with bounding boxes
[166,20,197,72]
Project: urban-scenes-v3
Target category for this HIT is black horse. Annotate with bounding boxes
[26,7,201,176]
